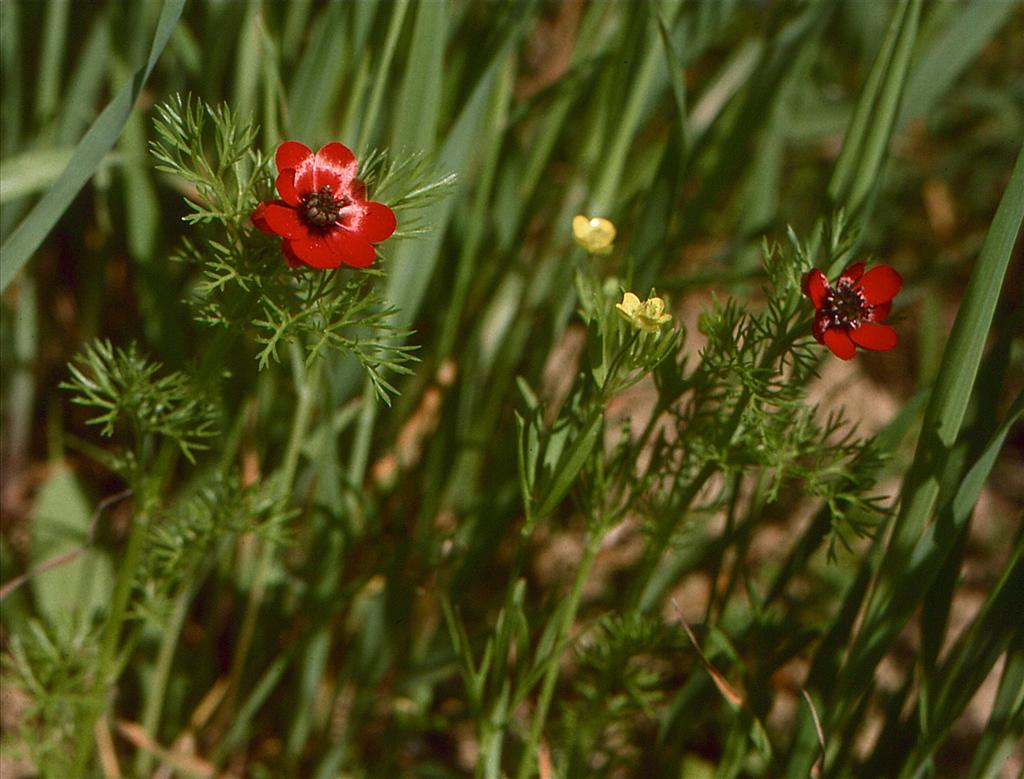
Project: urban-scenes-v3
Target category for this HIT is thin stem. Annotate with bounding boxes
[716,470,767,616]
[514,532,602,779]
[70,495,152,778]
[347,379,378,503]
[67,323,243,776]
[626,321,805,612]
[133,580,195,777]
[221,348,321,724]
[704,472,743,624]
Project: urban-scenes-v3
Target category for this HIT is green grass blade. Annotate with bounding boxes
[389,0,445,155]
[282,0,314,57]
[657,9,689,157]
[897,0,1016,129]
[965,631,1024,779]
[827,0,908,206]
[259,12,284,153]
[3,271,39,504]
[35,0,71,132]
[0,0,185,292]
[55,11,113,146]
[835,143,1024,728]
[286,1,348,141]
[0,1,23,157]
[231,2,263,120]
[827,0,921,224]
[120,109,159,263]
[843,0,920,216]
[355,0,410,153]
[0,148,76,204]
[532,411,602,520]
[591,5,673,214]
[436,56,515,360]
[899,541,1024,776]
[892,145,1023,537]
[386,17,529,325]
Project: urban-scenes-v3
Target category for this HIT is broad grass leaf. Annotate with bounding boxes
[29,464,113,633]
[0,0,185,291]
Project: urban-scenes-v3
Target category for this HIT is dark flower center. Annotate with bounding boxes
[300,186,348,229]
[822,278,870,329]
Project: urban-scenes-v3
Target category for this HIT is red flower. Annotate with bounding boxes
[802,262,902,360]
[252,141,396,269]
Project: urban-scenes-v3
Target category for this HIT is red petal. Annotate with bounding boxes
[850,323,897,352]
[261,204,307,239]
[289,236,343,269]
[868,301,892,322]
[341,201,397,243]
[275,170,301,206]
[324,229,376,268]
[802,269,829,308]
[857,265,902,305]
[251,202,274,233]
[314,143,358,191]
[281,241,303,268]
[293,161,315,196]
[276,141,312,172]
[840,262,865,283]
[349,179,367,201]
[823,328,857,360]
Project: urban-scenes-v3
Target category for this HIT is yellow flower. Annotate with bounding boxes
[572,214,616,254]
[615,292,673,333]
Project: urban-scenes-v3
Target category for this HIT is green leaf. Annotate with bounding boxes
[827,0,921,229]
[0,148,76,204]
[885,145,1024,571]
[389,0,445,155]
[965,632,1024,779]
[900,542,1024,777]
[355,0,411,152]
[533,411,602,519]
[29,464,114,633]
[286,1,348,141]
[34,0,71,129]
[385,30,523,325]
[656,9,689,156]
[0,1,22,158]
[897,0,1016,130]
[0,0,185,291]
[56,11,113,146]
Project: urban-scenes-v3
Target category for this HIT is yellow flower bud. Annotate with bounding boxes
[572,214,616,255]
[615,291,673,333]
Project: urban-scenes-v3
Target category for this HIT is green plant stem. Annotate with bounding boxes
[65,324,242,776]
[515,531,602,779]
[627,317,805,611]
[70,494,152,778]
[134,580,195,777]
[704,472,743,623]
[221,350,321,721]
[347,379,378,504]
[715,470,767,614]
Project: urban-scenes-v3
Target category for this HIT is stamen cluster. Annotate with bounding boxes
[300,185,347,229]
[821,277,871,330]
